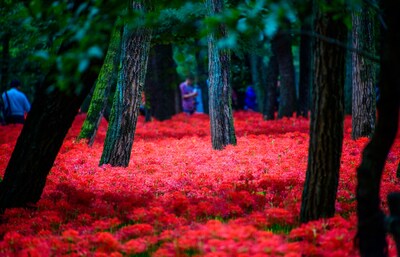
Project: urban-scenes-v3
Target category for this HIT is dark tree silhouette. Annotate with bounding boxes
[145,44,178,121]
[356,0,400,256]
[263,54,278,120]
[0,12,115,209]
[351,5,376,139]
[300,1,347,223]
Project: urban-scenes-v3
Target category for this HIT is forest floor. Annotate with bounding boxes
[0,112,399,256]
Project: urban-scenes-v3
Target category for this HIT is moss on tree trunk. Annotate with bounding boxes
[100,2,152,167]
[78,26,122,145]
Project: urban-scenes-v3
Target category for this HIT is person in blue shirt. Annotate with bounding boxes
[193,83,204,113]
[2,79,31,124]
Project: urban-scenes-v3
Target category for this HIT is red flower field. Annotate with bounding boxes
[0,112,399,256]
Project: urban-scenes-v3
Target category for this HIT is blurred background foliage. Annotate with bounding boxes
[0,0,360,101]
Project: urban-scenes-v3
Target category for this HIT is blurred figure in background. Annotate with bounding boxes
[193,82,204,113]
[244,85,258,112]
[1,79,31,124]
[179,75,198,115]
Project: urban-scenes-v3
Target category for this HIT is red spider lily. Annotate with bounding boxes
[0,113,399,256]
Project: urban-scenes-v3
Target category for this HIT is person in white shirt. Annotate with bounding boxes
[2,80,31,124]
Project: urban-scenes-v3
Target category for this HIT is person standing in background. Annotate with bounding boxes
[1,79,31,124]
[179,75,198,115]
[193,83,204,113]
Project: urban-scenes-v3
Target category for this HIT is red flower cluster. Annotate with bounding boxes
[0,112,399,256]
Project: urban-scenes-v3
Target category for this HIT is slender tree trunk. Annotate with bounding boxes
[300,2,347,223]
[78,26,122,145]
[145,44,177,121]
[344,30,353,115]
[272,31,296,118]
[0,31,113,209]
[249,53,265,112]
[356,0,400,255]
[206,0,236,150]
[1,32,10,92]
[297,13,313,118]
[351,6,376,139]
[195,39,209,114]
[100,2,152,167]
[174,86,182,114]
[263,54,278,120]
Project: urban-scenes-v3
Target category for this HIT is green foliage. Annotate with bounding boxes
[149,2,207,45]
[173,44,198,80]
[1,1,124,96]
[0,0,367,98]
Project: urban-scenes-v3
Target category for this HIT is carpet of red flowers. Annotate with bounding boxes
[0,112,399,257]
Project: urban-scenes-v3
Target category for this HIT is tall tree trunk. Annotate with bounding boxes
[356,0,400,255]
[195,39,209,114]
[206,0,236,150]
[1,32,10,92]
[145,44,177,121]
[263,54,278,120]
[297,9,313,118]
[344,30,353,115]
[78,26,122,145]
[300,2,347,223]
[249,53,265,112]
[351,6,376,139]
[174,86,182,114]
[100,2,152,167]
[0,28,113,209]
[272,28,297,118]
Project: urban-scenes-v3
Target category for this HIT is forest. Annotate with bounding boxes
[0,0,399,256]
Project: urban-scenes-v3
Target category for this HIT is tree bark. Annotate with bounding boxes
[272,27,296,119]
[263,54,278,120]
[0,31,113,209]
[1,32,10,92]
[356,0,400,255]
[300,2,347,223]
[344,30,353,115]
[297,14,313,118]
[249,53,265,112]
[78,26,122,145]
[195,39,209,114]
[206,0,236,150]
[145,44,177,121]
[100,2,152,167]
[351,6,376,139]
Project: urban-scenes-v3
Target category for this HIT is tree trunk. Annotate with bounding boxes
[100,2,152,167]
[195,39,209,114]
[78,26,122,145]
[174,86,182,114]
[356,0,400,255]
[344,30,353,115]
[263,54,278,120]
[1,32,10,92]
[351,7,376,139]
[272,28,296,119]
[0,33,113,209]
[249,53,265,112]
[300,2,347,223]
[206,0,236,150]
[297,15,313,118]
[145,44,177,121]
